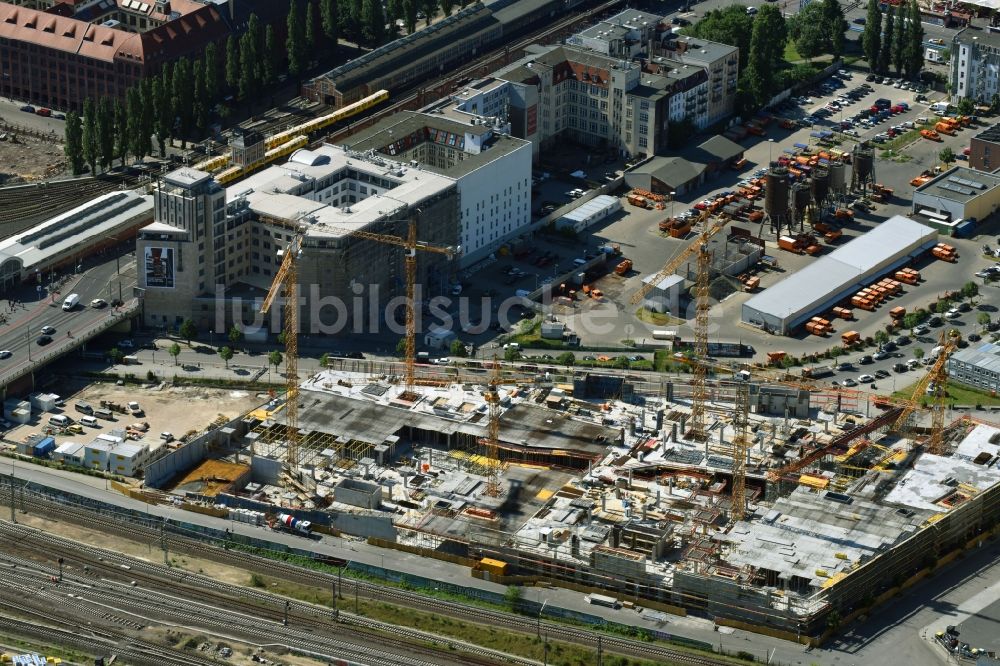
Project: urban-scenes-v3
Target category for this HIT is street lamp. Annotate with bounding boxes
[669,191,677,220]
[768,138,775,166]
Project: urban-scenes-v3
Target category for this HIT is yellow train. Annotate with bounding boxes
[191,153,231,173]
[215,135,309,185]
[265,89,390,150]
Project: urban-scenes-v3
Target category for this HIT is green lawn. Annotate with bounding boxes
[893,380,1000,407]
[635,307,684,327]
[783,41,802,62]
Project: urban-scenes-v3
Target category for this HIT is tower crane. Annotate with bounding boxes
[259,211,453,472]
[894,332,955,454]
[342,212,455,396]
[631,209,728,440]
[483,357,503,497]
[260,234,304,471]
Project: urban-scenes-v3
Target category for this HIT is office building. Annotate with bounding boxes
[948,341,1000,393]
[912,166,1000,230]
[138,145,459,334]
[969,122,1000,173]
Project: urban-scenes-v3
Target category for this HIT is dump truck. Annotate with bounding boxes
[934,121,956,136]
[921,129,941,141]
[814,222,842,242]
[802,365,835,379]
[615,259,632,275]
[841,330,861,346]
[627,193,650,208]
[890,306,906,320]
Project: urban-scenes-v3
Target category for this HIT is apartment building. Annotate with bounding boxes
[969,122,1000,172]
[654,35,740,125]
[951,28,1000,104]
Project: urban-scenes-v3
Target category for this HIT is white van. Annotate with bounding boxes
[62,293,80,311]
[79,416,99,428]
[652,329,678,340]
[49,414,72,427]
[930,102,949,115]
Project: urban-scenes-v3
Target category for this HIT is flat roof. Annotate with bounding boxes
[558,195,620,222]
[228,143,454,238]
[914,166,1000,205]
[955,26,1000,49]
[950,341,1000,375]
[0,190,152,272]
[973,122,1000,145]
[743,215,938,324]
[164,168,212,188]
[671,36,739,64]
[642,273,685,291]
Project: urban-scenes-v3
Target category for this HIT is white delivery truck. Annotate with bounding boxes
[62,293,80,311]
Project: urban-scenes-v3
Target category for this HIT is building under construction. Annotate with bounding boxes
[141,355,1000,640]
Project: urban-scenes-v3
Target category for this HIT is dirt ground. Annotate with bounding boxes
[0,131,66,184]
[6,381,266,457]
[14,513,328,666]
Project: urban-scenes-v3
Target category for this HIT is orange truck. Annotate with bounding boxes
[934,121,956,136]
[832,306,853,320]
[890,306,906,320]
[615,259,633,275]
[841,330,861,346]
[932,242,957,262]
[921,129,941,141]
[628,193,650,208]
[895,268,920,284]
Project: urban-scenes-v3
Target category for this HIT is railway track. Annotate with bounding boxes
[8,493,730,666]
[0,520,533,666]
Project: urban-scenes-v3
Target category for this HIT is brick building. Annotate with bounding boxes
[0,0,285,111]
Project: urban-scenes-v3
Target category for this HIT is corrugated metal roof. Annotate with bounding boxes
[743,215,938,324]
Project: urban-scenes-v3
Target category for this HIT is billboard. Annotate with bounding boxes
[144,246,175,289]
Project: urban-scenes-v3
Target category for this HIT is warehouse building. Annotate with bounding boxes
[912,166,1000,232]
[741,215,938,335]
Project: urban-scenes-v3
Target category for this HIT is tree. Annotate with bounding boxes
[193,58,210,136]
[97,97,115,171]
[939,146,955,168]
[957,98,975,115]
[225,35,240,93]
[228,325,244,347]
[744,7,783,108]
[81,99,99,176]
[395,337,407,357]
[557,351,575,366]
[140,78,155,159]
[156,67,174,155]
[305,2,318,58]
[439,0,453,18]
[204,42,221,109]
[874,330,889,344]
[126,87,145,162]
[114,98,128,166]
[962,281,979,299]
[503,346,521,362]
[755,6,787,69]
[320,0,338,54]
[891,2,907,75]
[339,0,361,41]
[689,6,754,70]
[361,0,386,45]
[64,111,85,176]
[263,25,279,87]
[449,338,467,357]
[903,0,924,79]
[877,8,894,74]
[239,31,259,102]
[504,585,522,612]
[403,0,417,33]
[936,300,951,314]
[387,0,403,28]
[268,350,284,375]
[179,318,198,345]
[914,347,925,359]
[108,347,124,365]
[614,355,631,369]
[169,342,181,365]
[421,0,435,26]
[219,346,234,368]
[287,0,307,79]
[821,0,848,59]
[861,1,882,70]
[978,312,991,330]
[320,352,330,368]
[172,57,194,146]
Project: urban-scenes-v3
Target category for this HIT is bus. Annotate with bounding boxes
[585,593,621,609]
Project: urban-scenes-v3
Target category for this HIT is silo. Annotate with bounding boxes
[764,167,791,233]
[792,181,811,223]
[810,167,830,207]
[828,162,847,194]
[851,143,876,193]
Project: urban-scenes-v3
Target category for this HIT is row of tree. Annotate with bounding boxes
[687,0,849,114]
[862,0,924,78]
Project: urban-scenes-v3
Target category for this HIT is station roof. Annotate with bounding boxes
[0,190,152,273]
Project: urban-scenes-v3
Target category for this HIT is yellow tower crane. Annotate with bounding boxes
[894,332,955,454]
[260,234,304,470]
[483,357,503,497]
[730,375,752,520]
[631,209,728,440]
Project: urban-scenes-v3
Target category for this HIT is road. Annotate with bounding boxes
[0,251,136,384]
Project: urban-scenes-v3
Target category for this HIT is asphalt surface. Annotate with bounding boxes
[0,252,136,379]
